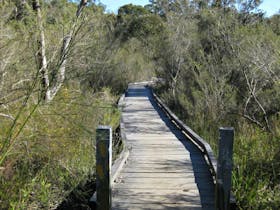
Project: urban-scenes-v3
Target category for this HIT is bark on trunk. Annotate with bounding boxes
[47,35,71,101]
[33,0,50,100]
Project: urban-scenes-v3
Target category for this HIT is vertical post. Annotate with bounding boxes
[216,127,234,210]
[96,126,112,210]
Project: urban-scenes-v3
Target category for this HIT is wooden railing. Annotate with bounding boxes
[149,88,236,210]
[93,86,236,210]
[92,94,129,210]
[151,89,217,178]
[111,94,129,182]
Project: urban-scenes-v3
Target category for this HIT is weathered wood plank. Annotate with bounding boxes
[113,196,202,205]
[128,155,204,161]
[112,84,215,210]
[112,194,215,205]
[112,188,212,196]
[112,203,203,210]
[128,151,193,156]
[115,172,206,179]
[116,177,197,184]
[114,181,212,190]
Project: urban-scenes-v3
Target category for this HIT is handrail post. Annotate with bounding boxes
[96,126,112,210]
[216,127,234,210]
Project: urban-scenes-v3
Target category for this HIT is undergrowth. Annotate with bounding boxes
[0,86,120,209]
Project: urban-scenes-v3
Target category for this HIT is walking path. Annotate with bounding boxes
[112,83,215,210]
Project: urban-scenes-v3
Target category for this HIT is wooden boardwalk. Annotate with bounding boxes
[112,83,215,210]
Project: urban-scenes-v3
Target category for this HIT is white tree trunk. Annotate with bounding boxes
[33,0,87,102]
[47,35,71,101]
[33,0,50,100]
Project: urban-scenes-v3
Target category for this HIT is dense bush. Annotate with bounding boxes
[1,0,279,209]
[152,1,280,209]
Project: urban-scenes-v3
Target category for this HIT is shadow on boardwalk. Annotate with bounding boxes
[125,85,215,209]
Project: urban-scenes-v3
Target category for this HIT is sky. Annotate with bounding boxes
[258,0,279,16]
[98,0,279,17]
[97,0,150,13]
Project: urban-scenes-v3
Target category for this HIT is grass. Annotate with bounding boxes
[189,119,280,209]
[0,86,121,209]
[232,126,280,209]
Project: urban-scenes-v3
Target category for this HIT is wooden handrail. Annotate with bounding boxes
[90,94,129,204]
[149,88,236,209]
[111,94,129,183]
[150,89,217,179]
[94,85,236,209]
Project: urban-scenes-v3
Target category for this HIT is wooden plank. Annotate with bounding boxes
[115,177,197,184]
[120,168,203,174]
[130,147,188,151]
[127,159,204,165]
[125,159,193,164]
[126,134,179,138]
[112,188,211,196]
[127,155,193,160]
[128,151,197,156]
[128,151,192,156]
[129,145,188,149]
[114,182,211,190]
[123,161,200,167]
[115,172,206,179]
[121,165,208,173]
[114,178,213,188]
[113,195,214,205]
[125,136,180,140]
[128,139,183,143]
[112,203,202,210]
[112,195,201,204]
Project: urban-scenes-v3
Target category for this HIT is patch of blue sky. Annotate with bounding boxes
[98,0,279,17]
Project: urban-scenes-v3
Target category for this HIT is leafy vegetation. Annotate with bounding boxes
[0,1,122,209]
[149,1,280,209]
[0,0,279,209]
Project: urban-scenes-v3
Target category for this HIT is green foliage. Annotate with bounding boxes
[153,2,280,209]
[118,4,150,16]
[232,127,280,209]
[0,1,122,209]
[267,14,280,35]
[115,4,165,42]
[1,0,280,209]
[0,85,120,209]
[126,15,164,39]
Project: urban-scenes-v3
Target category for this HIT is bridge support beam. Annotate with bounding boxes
[96,126,112,210]
[216,127,234,210]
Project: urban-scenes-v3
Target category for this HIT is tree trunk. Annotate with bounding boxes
[33,0,87,102]
[33,0,50,101]
[47,35,71,101]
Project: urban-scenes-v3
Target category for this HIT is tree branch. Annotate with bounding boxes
[0,113,15,121]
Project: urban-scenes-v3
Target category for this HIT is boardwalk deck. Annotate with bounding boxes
[112,83,215,210]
